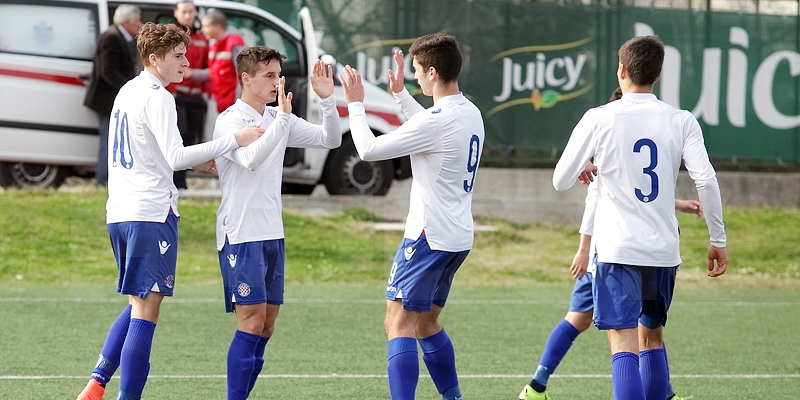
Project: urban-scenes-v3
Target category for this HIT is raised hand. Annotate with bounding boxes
[386,49,405,94]
[277,76,293,114]
[338,65,365,104]
[310,59,334,99]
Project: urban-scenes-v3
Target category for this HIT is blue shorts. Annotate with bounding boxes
[385,234,469,312]
[592,255,677,330]
[108,211,179,298]
[219,238,285,313]
[569,274,594,313]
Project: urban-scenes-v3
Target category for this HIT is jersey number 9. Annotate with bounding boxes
[463,134,481,193]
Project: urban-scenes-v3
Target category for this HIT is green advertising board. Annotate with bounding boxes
[265,0,800,167]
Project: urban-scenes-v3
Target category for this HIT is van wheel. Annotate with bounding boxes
[0,162,68,188]
[323,135,393,196]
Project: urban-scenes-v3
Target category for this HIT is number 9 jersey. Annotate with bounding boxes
[347,87,485,252]
[553,92,726,267]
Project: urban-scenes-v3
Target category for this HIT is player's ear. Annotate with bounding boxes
[148,53,159,67]
[654,72,661,83]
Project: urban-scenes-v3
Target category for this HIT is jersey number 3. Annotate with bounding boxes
[463,134,481,193]
[633,138,658,202]
[112,109,134,169]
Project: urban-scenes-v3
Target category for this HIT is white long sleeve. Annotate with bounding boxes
[224,112,290,171]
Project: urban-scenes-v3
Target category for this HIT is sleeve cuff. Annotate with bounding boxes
[393,87,411,101]
[347,102,366,116]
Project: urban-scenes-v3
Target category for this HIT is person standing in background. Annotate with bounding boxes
[84,5,141,186]
[191,9,245,113]
[169,0,209,190]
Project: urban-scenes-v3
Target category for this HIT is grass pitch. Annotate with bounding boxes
[0,190,799,398]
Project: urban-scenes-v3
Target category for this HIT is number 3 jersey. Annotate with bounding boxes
[106,71,239,224]
[553,93,726,267]
[347,88,485,253]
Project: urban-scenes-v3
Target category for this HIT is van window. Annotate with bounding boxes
[0,2,98,60]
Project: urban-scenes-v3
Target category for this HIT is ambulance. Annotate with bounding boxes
[0,0,409,194]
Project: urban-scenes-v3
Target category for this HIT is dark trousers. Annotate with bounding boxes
[173,93,208,189]
[96,113,110,186]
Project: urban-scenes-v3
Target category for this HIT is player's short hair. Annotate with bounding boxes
[137,23,190,67]
[609,87,622,102]
[236,46,286,86]
[618,35,664,86]
[174,0,195,10]
[113,4,141,25]
[204,9,228,29]
[409,33,462,84]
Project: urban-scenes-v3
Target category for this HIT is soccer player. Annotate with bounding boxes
[520,182,701,400]
[76,23,263,400]
[519,89,696,400]
[213,47,340,400]
[552,35,728,400]
[338,34,484,400]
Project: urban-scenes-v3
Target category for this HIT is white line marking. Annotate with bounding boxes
[2,374,799,380]
[1,297,799,307]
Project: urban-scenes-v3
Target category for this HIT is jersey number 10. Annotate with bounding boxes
[112,109,134,169]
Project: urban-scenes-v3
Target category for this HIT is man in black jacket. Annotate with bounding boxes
[84,5,141,186]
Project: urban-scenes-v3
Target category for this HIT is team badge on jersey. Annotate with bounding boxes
[268,109,277,118]
[158,241,171,255]
[238,283,251,297]
[228,254,236,267]
[164,275,175,289]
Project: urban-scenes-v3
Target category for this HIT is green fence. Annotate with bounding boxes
[255,0,800,168]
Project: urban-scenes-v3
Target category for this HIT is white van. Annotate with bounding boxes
[0,0,409,194]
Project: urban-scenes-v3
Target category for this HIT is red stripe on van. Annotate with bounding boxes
[0,68,85,87]
[337,105,403,127]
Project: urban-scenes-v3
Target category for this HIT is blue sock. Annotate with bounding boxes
[227,330,261,400]
[387,337,419,400]
[418,330,461,400]
[663,342,675,399]
[640,348,669,400]
[612,352,645,400]
[118,318,156,400]
[532,319,580,388]
[91,304,131,386]
[246,336,270,396]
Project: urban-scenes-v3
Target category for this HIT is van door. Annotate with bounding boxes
[0,0,108,187]
[297,7,320,125]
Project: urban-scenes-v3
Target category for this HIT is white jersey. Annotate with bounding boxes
[106,71,239,224]
[213,96,340,250]
[347,88,485,252]
[553,93,726,267]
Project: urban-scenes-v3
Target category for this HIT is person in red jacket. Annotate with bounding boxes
[168,0,209,189]
[194,9,245,113]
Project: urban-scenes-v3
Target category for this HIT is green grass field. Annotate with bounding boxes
[1,190,799,399]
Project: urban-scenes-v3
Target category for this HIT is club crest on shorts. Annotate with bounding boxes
[238,283,251,297]
[228,254,236,267]
[404,246,416,261]
[164,275,175,289]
